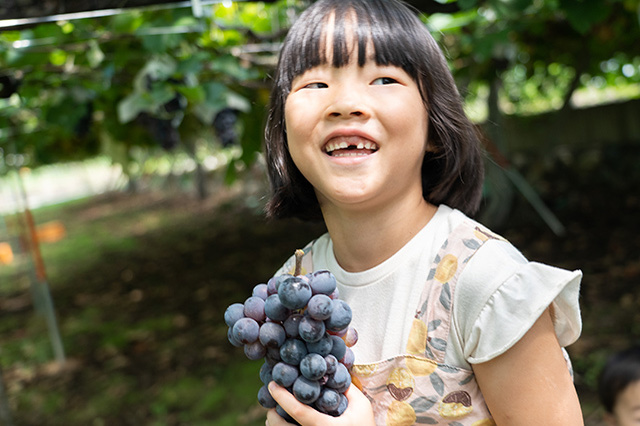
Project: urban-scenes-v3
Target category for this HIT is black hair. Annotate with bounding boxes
[598,345,640,413]
[265,0,484,221]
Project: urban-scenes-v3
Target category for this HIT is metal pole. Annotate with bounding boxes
[13,169,66,363]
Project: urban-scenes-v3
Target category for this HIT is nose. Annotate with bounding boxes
[327,89,369,119]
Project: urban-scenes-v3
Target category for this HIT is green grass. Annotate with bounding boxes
[0,189,286,425]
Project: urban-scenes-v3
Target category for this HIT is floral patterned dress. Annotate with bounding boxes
[347,221,501,426]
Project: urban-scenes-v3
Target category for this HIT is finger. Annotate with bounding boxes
[268,381,318,424]
[266,408,293,426]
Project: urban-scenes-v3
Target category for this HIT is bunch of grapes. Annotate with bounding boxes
[224,250,358,423]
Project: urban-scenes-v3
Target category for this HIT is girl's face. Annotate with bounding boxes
[283,37,429,216]
[606,380,640,426]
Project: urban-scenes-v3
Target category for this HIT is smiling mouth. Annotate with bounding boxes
[324,139,379,157]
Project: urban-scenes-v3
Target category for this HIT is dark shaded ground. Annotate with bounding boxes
[2,143,639,424]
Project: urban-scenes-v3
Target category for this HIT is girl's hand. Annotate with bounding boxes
[265,381,375,426]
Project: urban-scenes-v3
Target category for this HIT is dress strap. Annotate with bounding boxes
[410,221,504,364]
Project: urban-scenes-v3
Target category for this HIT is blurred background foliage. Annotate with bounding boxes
[1,0,639,424]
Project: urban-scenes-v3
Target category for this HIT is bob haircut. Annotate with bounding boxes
[598,346,640,413]
[264,0,484,221]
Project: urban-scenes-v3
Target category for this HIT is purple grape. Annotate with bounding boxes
[309,270,337,295]
[276,405,299,425]
[278,276,312,310]
[329,335,346,360]
[328,394,348,417]
[258,384,277,408]
[298,315,325,343]
[306,294,333,321]
[324,354,338,375]
[315,387,340,413]
[280,338,308,366]
[272,362,299,387]
[244,341,266,360]
[244,296,266,322]
[224,303,245,328]
[267,277,278,295]
[325,300,352,332]
[232,317,259,344]
[326,363,351,392]
[252,283,269,300]
[293,376,321,405]
[227,327,243,348]
[264,294,290,322]
[259,362,273,385]
[283,313,303,338]
[305,333,333,356]
[259,322,286,348]
[341,347,355,370]
[343,326,358,347]
[300,353,327,381]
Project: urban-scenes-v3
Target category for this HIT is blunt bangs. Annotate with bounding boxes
[278,0,428,95]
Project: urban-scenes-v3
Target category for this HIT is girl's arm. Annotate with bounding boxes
[265,382,375,426]
[472,307,584,425]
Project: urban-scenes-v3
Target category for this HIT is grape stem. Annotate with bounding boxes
[294,249,304,276]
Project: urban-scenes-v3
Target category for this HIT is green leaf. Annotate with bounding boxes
[117,93,154,123]
[176,86,206,104]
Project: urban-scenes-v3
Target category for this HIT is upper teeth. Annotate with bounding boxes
[325,140,379,153]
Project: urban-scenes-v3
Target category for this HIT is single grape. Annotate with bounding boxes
[300,353,327,381]
[309,270,337,295]
[328,394,348,417]
[315,387,341,413]
[341,347,355,370]
[329,335,347,360]
[257,384,277,408]
[292,376,321,405]
[343,326,358,347]
[259,322,287,348]
[232,317,259,344]
[267,277,278,296]
[305,333,333,356]
[283,313,303,338]
[325,300,352,332]
[260,362,273,385]
[278,276,312,310]
[280,338,308,366]
[324,354,338,375]
[264,294,290,322]
[252,283,269,300]
[276,405,299,425]
[272,362,299,387]
[306,294,333,321]
[326,363,351,392]
[298,315,326,343]
[244,296,266,322]
[224,303,245,328]
[244,341,266,360]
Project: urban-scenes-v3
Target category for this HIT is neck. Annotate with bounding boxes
[321,197,437,272]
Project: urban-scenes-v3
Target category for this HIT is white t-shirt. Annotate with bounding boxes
[275,205,582,369]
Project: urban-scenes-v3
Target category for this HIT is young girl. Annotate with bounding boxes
[263,0,584,424]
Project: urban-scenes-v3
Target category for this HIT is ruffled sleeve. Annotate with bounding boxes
[453,239,582,365]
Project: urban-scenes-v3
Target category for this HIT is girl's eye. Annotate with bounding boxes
[304,82,328,89]
[372,77,398,85]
